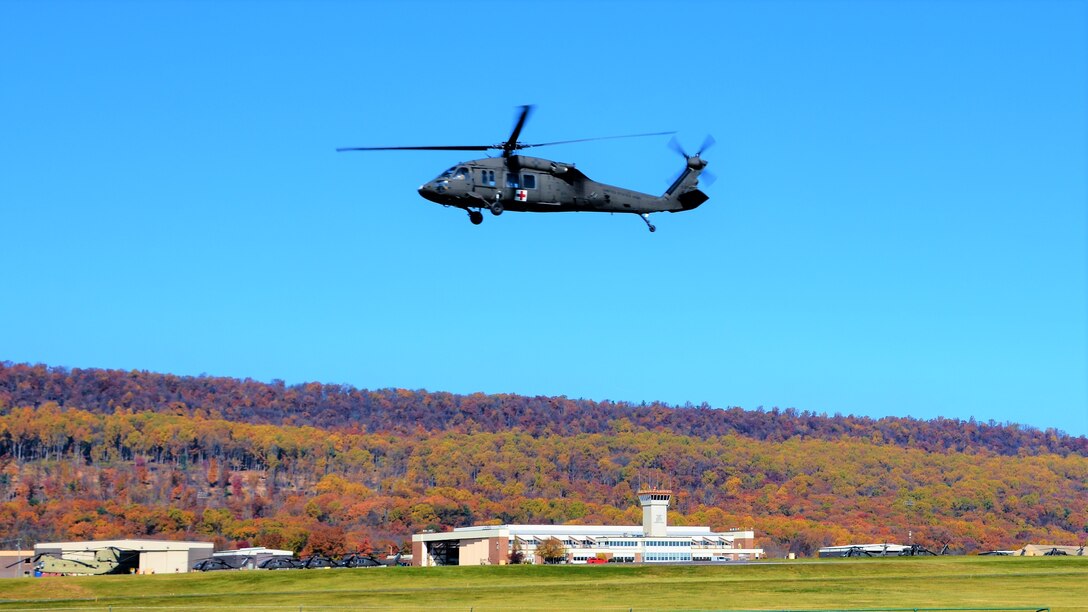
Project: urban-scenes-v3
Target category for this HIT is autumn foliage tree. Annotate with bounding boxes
[302,523,348,557]
[0,361,1085,557]
[535,538,567,564]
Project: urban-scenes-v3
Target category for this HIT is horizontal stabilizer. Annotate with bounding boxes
[677,189,709,210]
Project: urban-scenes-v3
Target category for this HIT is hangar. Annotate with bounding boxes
[412,489,763,566]
[1016,544,1085,556]
[34,539,214,574]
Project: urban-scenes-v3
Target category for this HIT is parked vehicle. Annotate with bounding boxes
[258,556,303,570]
[193,557,250,572]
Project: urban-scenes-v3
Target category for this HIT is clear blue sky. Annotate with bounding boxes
[2,0,1085,436]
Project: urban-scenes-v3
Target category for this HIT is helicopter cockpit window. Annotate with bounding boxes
[452,167,469,180]
[505,173,519,188]
[522,174,536,189]
[439,166,456,178]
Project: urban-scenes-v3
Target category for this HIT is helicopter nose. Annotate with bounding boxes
[418,183,442,204]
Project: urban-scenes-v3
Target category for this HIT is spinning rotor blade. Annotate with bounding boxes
[668,134,716,159]
[336,145,492,152]
[668,135,689,159]
[698,134,716,155]
[337,105,674,158]
[668,133,716,186]
[502,105,533,157]
[338,106,535,155]
[519,131,676,150]
[668,168,717,186]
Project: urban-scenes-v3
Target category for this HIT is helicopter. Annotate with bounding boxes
[337,106,713,232]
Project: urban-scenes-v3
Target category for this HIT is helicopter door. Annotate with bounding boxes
[520,174,536,204]
[477,169,497,198]
[504,171,521,203]
[506,172,535,204]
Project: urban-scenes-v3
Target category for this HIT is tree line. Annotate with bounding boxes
[1,401,1085,556]
[2,362,1084,456]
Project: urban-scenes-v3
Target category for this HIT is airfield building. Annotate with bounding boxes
[34,539,214,574]
[411,489,763,566]
[1015,545,1085,556]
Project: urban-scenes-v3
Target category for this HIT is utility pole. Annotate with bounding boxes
[1,538,26,577]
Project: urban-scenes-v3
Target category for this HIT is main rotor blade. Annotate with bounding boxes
[503,105,534,157]
[520,131,676,150]
[336,145,492,152]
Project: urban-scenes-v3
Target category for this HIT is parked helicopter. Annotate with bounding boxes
[337,106,713,232]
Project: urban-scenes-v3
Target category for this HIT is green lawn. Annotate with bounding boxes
[0,557,1085,611]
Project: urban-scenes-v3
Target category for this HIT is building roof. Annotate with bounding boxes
[415,524,756,544]
[449,524,751,537]
[35,539,213,552]
[213,546,293,557]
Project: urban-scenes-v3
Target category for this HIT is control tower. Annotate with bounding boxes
[637,489,673,537]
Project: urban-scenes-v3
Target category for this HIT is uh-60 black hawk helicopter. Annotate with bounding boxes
[337,106,713,232]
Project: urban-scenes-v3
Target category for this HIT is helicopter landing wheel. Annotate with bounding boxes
[648,224,656,232]
[489,202,504,216]
[639,213,656,233]
[468,210,483,225]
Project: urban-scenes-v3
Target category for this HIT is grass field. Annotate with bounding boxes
[0,556,1085,611]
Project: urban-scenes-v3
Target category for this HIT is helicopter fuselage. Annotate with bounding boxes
[418,155,688,216]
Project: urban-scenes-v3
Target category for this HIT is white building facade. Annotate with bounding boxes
[412,490,762,566]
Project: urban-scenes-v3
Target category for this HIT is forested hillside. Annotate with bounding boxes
[2,363,1083,455]
[1,362,1085,556]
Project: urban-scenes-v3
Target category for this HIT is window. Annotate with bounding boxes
[522,174,536,189]
[505,173,519,188]
[481,170,495,186]
[452,167,468,180]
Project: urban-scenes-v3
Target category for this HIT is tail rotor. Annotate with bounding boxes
[667,135,717,186]
[668,134,715,159]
